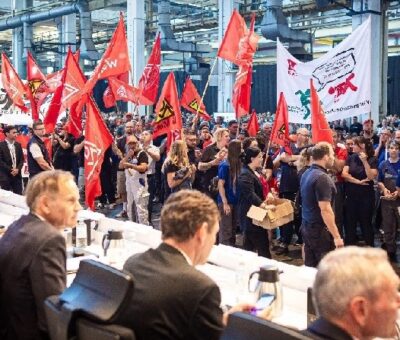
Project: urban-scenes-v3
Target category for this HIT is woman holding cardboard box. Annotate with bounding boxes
[238,147,272,258]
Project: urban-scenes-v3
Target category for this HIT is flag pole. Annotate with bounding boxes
[196,56,218,116]
[262,140,271,169]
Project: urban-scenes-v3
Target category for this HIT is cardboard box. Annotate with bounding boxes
[247,198,294,230]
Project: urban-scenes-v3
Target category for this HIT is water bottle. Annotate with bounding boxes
[75,220,87,248]
[235,260,249,303]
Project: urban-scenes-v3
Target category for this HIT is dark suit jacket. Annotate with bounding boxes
[119,243,224,340]
[238,165,264,231]
[0,140,23,179]
[303,317,353,340]
[0,213,66,340]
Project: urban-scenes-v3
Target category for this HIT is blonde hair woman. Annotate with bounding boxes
[164,140,196,194]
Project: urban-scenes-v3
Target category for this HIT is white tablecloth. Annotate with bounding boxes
[67,222,315,330]
[0,189,315,331]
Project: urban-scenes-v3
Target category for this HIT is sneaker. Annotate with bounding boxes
[271,241,283,251]
[116,210,128,219]
[275,245,289,255]
[97,203,105,209]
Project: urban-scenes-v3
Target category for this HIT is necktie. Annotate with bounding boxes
[8,143,16,168]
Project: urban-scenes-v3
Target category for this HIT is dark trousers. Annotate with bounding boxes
[147,174,156,223]
[301,221,334,267]
[99,166,116,205]
[279,192,297,245]
[0,176,23,195]
[218,203,239,246]
[381,199,400,253]
[243,221,271,258]
[334,182,345,238]
[344,189,375,246]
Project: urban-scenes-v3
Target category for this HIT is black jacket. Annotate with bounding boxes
[0,140,23,179]
[303,317,353,340]
[118,243,224,340]
[238,165,264,231]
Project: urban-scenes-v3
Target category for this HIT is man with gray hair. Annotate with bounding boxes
[0,170,82,339]
[305,247,400,340]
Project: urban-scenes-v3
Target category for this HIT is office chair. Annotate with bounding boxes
[220,312,312,340]
[45,259,135,340]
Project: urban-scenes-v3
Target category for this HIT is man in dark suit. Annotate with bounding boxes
[0,125,24,194]
[0,170,81,340]
[305,247,400,340]
[118,190,255,340]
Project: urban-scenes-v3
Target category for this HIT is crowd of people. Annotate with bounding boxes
[1,112,400,267]
[1,109,400,338]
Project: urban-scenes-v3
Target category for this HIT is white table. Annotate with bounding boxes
[67,221,315,330]
[0,190,315,331]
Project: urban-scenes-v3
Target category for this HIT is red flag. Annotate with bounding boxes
[103,72,129,108]
[247,110,259,137]
[310,79,333,145]
[46,50,80,93]
[73,49,80,62]
[43,68,66,134]
[84,98,113,210]
[64,102,84,138]
[103,86,115,109]
[43,137,53,161]
[62,48,87,111]
[46,69,64,93]
[217,11,259,66]
[108,77,140,104]
[232,65,252,119]
[180,77,210,121]
[1,53,28,112]
[236,13,259,66]
[166,129,181,152]
[15,134,30,148]
[138,32,161,105]
[62,48,87,137]
[153,72,182,139]
[217,10,247,65]
[43,48,86,135]
[76,14,131,107]
[270,92,292,154]
[26,51,48,120]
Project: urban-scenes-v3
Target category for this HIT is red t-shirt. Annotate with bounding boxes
[334,144,348,182]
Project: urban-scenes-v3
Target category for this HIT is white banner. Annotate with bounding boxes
[277,17,371,123]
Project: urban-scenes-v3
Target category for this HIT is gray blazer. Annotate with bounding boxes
[0,213,66,340]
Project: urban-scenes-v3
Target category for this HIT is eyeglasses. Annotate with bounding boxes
[34,127,45,131]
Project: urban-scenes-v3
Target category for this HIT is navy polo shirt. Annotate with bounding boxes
[300,164,337,225]
[397,171,400,188]
[279,143,304,193]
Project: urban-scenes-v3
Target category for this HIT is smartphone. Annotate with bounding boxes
[250,294,275,315]
[255,294,275,310]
